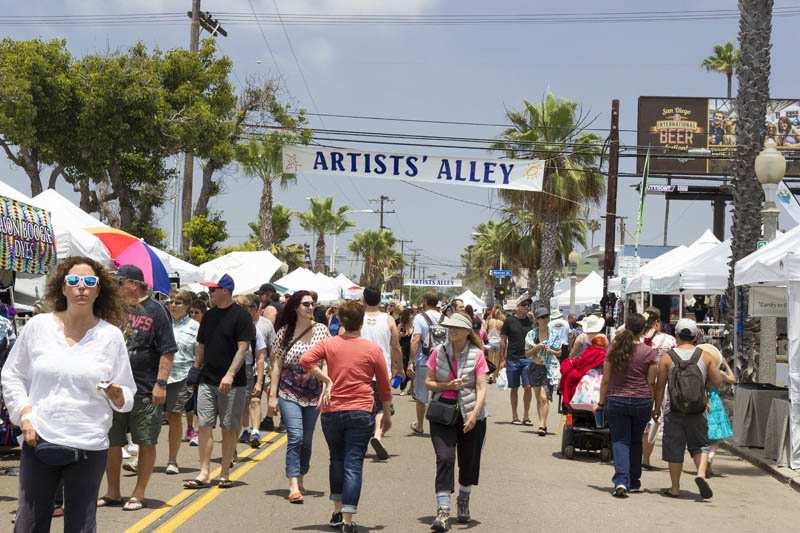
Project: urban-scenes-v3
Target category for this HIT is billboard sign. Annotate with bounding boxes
[637,96,800,176]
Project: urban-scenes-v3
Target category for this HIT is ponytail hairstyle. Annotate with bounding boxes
[607,313,646,372]
[642,306,662,332]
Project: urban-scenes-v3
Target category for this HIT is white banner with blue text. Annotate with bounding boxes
[283,145,544,192]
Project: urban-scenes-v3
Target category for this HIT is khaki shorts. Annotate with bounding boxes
[197,383,248,431]
[109,396,163,447]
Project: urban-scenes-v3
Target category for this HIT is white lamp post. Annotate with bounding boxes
[754,138,786,384]
[568,250,581,316]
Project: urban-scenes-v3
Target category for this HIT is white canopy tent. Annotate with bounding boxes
[735,226,800,470]
[199,251,282,296]
[274,267,342,303]
[334,273,362,299]
[552,271,604,309]
[650,240,732,295]
[456,289,486,312]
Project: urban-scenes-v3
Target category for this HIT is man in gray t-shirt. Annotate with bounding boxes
[408,291,442,433]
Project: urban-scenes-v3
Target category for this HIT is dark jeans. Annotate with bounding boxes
[15,443,107,533]
[605,396,653,490]
[321,410,374,514]
[430,412,487,494]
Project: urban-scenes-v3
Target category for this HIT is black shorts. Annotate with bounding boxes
[662,412,710,463]
[528,363,547,388]
[371,381,394,416]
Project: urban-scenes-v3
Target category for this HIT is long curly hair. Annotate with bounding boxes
[44,256,124,326]
[275,290,312,348]
[607,313,646,373]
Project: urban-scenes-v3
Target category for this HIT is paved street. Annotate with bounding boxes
[1,386,798,532]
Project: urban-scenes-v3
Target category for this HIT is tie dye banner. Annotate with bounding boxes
[0,195,57,275]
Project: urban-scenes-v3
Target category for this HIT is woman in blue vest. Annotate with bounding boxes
[425,312,489,532]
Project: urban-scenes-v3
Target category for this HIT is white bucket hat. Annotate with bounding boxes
[579,315,606,334]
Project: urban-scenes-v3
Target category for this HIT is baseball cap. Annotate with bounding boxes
[201,273,235,291]
[117,264,145,283]
[534,307,549,319]
[675,318,699,340]
[255,283,275,295]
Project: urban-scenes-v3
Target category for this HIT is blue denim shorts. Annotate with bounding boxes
[505,357,533,389]
[413,352,430,405]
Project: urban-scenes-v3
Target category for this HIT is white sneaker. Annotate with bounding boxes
[165,463,180,475]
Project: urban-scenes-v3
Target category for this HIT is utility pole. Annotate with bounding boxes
[602,99,620,309]
[397,239,413,300]
[180,1,227,255]
[371,195,396,230]
[662,177,671,246]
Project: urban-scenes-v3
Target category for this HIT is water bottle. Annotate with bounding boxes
[391,375,403,389]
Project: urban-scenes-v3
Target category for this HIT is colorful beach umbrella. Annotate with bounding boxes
[85,227,171,294]
[117,240,171,294]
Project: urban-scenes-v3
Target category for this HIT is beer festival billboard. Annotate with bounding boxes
[637,96,800,176]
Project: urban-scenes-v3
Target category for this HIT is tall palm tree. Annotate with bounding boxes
[349,229,402,287]
[491,93,604,307]
[726,0,774,381]
[701,41,740,98]
[587,219,602,248]
[296,197,354,272]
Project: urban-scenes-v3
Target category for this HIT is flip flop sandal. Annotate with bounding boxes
[217,479,234,489]
[370,438,389,460]
[288,492,304,504]
[660,488,680,499]
[122,498,145,512]
[694,476,713,499]
[511,419,522,425]
[183,479,210,490]
[522,419,533,426]
[97,496,123,508]
[539,427,548,436]
[409,422,423,434]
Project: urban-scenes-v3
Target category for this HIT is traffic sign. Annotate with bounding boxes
[756,239,767,250]
[491,269,513,279]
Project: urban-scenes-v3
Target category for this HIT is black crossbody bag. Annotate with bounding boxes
[426,349,460,426]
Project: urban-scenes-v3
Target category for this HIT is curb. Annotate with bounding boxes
[720,441,800,494]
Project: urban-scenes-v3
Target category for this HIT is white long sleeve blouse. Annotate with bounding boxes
[1,313,135,451]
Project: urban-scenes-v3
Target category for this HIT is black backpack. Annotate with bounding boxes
[667,348,708,415]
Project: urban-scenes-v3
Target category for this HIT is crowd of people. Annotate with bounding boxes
[0,255,738,532]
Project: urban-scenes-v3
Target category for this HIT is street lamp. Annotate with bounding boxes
[568,250,581,315]
[755,138,786,242]
[754,138,786,385]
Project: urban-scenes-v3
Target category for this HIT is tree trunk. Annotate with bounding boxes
[108,163,133,231]
[259,178,274,250]
[19,147,44,196]
[726,0,773,381]
[314,231,326,273]
[194,159,221,218]
[47,165,64,190]
[726,71,733,99]
[538,215,560,309]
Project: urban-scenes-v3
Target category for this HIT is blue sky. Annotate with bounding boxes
[3,0,799,279]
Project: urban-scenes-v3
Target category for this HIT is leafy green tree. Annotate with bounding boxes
[349,229,402,288]
[492,92,604,306]
[182,213,228,265]
[701,41,740,98]
[0,38,76,194]
[296,197,354,272]
[236,84,311,250]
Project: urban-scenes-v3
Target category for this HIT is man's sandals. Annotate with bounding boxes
[122,498,144,511]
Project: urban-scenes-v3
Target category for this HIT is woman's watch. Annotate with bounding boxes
[156,379,168,388]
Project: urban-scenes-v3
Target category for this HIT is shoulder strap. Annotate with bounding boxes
[286,324,314,354]
[667,349,683,368]
[689,347,703,365]
[421,312,433,327]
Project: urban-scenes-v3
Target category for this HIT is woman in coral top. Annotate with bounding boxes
[300,300,391,533]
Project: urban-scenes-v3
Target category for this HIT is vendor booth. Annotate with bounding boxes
[200,250,282,296]
[273,267,342,303]
[734,224,800,470]
[552,271,603,312]
[456,289,487,312]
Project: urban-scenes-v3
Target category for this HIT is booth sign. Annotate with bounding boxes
[748,286,787,317]
[0,195,57,275]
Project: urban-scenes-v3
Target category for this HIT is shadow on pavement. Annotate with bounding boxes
[417,516,482,529]
[292,524,385,531]
[153,465,200,474]
[264,488,326,498]
[550,451,604,464]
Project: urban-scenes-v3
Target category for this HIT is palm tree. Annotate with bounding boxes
[235,96,311,250]
[587,219,602,248]
[296,197,354,272]
[726,1,774,381]
[701,41,740,98]
[349,229,402,287]
[491,93,604,307]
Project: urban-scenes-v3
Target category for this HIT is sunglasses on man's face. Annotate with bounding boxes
[65,275,99,288]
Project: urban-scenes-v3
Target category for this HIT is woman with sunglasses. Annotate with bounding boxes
[268,290,330,503]
[1,256,135,532]
[164,290,199,474]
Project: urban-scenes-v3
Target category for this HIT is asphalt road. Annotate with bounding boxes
[1,386,798,532]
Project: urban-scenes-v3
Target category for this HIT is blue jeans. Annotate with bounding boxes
[605,396,653,490]
[278,397,319,478]
[321,410,375,514]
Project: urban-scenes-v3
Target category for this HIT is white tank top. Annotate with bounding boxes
[361,311,392,378]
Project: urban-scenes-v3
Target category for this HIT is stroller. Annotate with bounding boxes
[559,366,612,462]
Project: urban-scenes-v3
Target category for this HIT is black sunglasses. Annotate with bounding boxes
[300,302,314,308]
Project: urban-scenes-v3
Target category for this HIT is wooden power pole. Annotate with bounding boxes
[602,99,620,307]
[181,0,201,256]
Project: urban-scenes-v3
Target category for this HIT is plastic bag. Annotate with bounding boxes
[495,368,509,390]
[570,368,603,411]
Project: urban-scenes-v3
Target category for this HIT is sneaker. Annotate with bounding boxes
[431,507,450,531]
[239,429,251,444]
[612,485,628,498]
[189,434,199,447]
[183,428,193,442]
[165,463,180,475]
[259,417,275,432]
[456,495,470,524]
[329,511,343,528]
[249,431,261,449]
[342,523,359,533]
